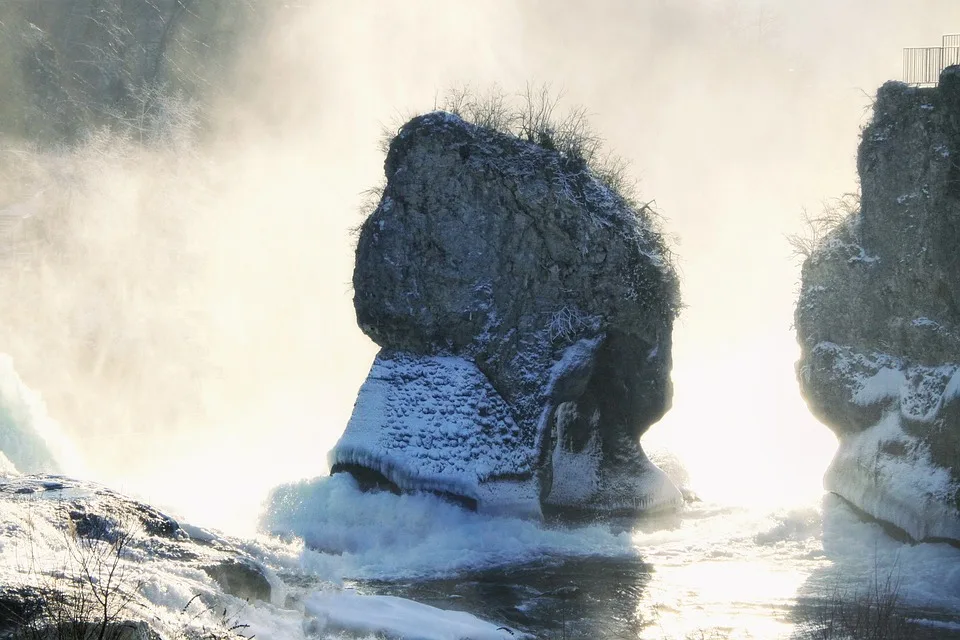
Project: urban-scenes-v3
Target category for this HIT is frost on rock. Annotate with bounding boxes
[339,111,680,517]
[796,71,960,541]
[802,341,960,540]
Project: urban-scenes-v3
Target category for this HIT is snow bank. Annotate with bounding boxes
[853,366,906,407]
[329,352,540,518]
[304,590,524,640]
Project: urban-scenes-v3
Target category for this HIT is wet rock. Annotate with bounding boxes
[202,559,272,603]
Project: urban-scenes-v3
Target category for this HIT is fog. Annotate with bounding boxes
[1,0,958,531]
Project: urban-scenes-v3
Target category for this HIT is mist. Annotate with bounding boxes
[1,0,957,532]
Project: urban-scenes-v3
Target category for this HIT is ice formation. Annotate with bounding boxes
[304,590,524,640]
[0,353,64,474]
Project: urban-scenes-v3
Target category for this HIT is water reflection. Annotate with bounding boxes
[359,555,654,638]
[305,489,960,639]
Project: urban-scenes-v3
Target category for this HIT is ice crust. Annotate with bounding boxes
[329,352,541,517]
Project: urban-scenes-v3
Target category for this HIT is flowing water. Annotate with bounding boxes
[258,472,960,639]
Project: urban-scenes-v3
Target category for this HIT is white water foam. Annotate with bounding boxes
[260,473,634,581]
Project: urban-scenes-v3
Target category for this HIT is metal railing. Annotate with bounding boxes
[903,35,960,85]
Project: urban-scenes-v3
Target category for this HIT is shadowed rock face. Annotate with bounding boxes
[331,112,681,517]
[796,67,960,542]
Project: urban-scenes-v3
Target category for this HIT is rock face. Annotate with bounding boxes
[796,67,960,541]
[331,112,682,518]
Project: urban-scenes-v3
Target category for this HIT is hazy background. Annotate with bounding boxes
[2,0,958,531]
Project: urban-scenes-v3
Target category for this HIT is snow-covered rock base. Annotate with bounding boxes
[329,352,541,518]
[345,111,681,519]
[825,411,960,542]
[796,74,960,543]
[802,343,960,541]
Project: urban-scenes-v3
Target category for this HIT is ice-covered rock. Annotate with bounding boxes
[0,474,277,638]
[0,354,62,474]
[332,111,681,516]
[796,67,960,541]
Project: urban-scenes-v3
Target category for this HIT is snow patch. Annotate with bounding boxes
[304,590,524,640]
[912,316,941,329]
[545,336,602,399]
[853,367,905,406]
[945,368,960,402]
[912,619,960,631]
[820,343,960,423]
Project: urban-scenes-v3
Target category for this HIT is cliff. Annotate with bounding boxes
[796,67,960,541]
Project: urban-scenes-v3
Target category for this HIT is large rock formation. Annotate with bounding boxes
[330,112,681,518]
[796,67,960,541]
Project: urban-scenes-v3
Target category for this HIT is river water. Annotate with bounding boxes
[255,348,960,639]
[260,472,960,639]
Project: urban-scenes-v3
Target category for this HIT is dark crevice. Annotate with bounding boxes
[331,463,401,495]
[331,463,479,512]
